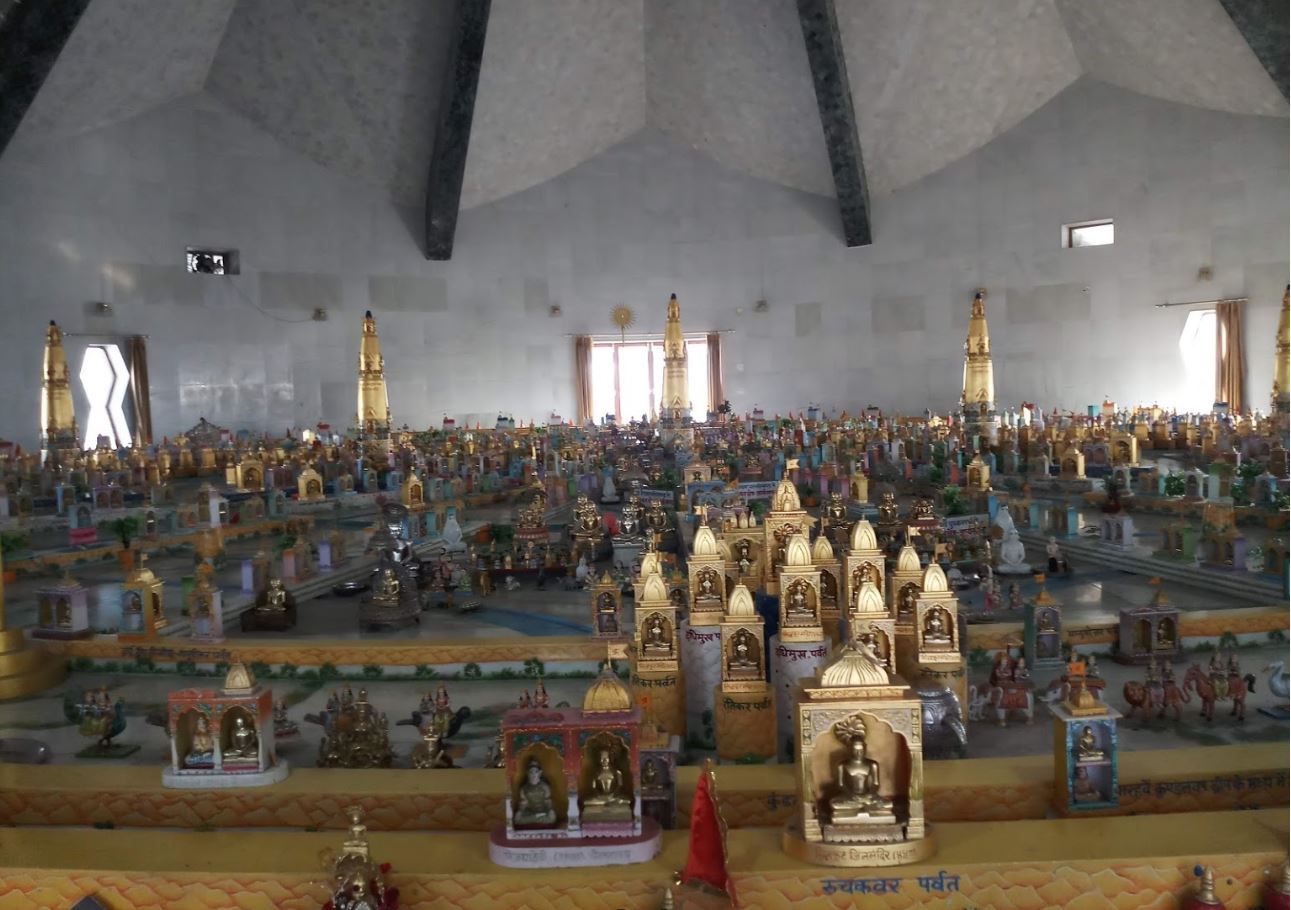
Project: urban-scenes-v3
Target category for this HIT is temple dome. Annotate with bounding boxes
[727,584,755,617]
[854,580,884,614]
[849,519,877,551]
[811,535,834,563]
[640,571,669,603]
[819,639,890,688]
[583,666,632,713]
[639,550,660,578]
[896,544,921,573]
[921,563,949,593]
[692,526,719,557]
[785,535,812,567]
[772,479,800,512]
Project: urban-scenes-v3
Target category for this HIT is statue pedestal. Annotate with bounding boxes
[630,658,685,738]
[611,538,643,571]
[714,686,776,763]
[769,634,830,763]
[489,818,662,869]
[680,621,721,748]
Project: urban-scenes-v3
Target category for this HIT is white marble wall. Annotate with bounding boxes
[0,78,1285,448]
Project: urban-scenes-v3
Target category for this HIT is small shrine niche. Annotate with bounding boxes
[119,557,166,640]
[778,535,823,642]
[1049,656,1122,816]
[1022,576,1064,670]
[163,662,288,788]
[590,572,624,639]
[635,571,678,669]
[1114,580,1181,665]
[888,540,924,626]
[189,563,223,643]
[297,466,325,502]
[32,573,91,640]
[783,638,934,867]
[491,663,662,868]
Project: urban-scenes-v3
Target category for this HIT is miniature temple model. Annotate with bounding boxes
[783,636,935,866]
[1275,286,1289,425]
[960,289,998,444]
[660,293,689,425]
[354,310,392,445]
[41,320,80,459]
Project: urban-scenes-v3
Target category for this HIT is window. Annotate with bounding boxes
[1063,219,1114,248]
[1177,309,1217,413]
[591,337,710,424]
[79,344,132,449]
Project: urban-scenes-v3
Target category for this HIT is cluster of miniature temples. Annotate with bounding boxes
[0,286,1286,909]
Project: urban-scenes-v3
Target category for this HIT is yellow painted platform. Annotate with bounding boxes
[0,810,1284,909]
[2,744,1283,832]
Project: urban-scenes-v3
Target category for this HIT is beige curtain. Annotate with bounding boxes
[1216,300,1246,412]
[127,335,153,444]
[707,332,724,415]
[574,336,593,423]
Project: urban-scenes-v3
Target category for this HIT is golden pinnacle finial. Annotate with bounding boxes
[1196,866,1218,903]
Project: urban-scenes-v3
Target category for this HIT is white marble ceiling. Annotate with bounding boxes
[10,0,1286,208]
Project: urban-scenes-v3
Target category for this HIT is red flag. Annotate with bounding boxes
[681,761,737,905]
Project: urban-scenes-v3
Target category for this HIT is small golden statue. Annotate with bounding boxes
[224,714,258,761]
[1074,725,1104,763]
[374,567,400,600]
[514,758,558,826]
[641,757,663,791]
[324,806,390,910]
[827,720,896,825]
[582,748,632,821]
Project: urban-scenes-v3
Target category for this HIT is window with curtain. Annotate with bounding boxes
[590,337,711,424]
[1178,309,1217,412]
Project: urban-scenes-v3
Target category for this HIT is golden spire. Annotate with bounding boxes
[41,320,79,452]
[356,310,392,439]
[660,293,689,421]
[1274,285,1289,417]
[961,289,997,442]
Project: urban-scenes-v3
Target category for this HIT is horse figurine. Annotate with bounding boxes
[1183,662,1256,722]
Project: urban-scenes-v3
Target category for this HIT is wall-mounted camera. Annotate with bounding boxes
[186,248,239,275]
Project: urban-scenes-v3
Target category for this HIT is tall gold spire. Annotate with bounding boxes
[660,293,689,424]
[41,320,79,455]
[961,289,997,443]
[1274,285,1289,420]
[355,310,391,440]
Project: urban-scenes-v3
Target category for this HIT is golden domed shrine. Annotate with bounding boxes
[491,662,663,868]
[782,637,934,866]
[163,662,287,789]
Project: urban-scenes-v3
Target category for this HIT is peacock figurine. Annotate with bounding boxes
[63,687,127,752]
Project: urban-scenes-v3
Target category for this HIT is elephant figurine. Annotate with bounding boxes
[916,686,968,759]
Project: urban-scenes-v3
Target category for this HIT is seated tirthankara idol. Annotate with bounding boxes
[827,721,896,825]
[514,759,558,827]
[581,748,632,823]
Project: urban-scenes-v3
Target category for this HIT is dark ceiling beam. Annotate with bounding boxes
[0,0,93,160]
[424,0,492,261]
[796,0,872,247]
[1217,0,1288,98]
